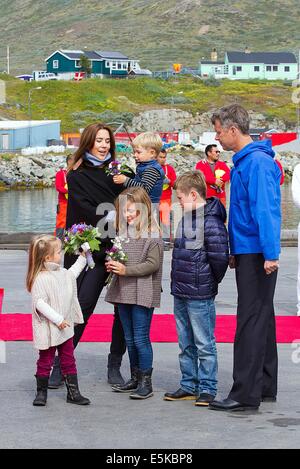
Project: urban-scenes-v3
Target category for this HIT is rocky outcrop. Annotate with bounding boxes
[0,154,68,188]
[129,109,288,138]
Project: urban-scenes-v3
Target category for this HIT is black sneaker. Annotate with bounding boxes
[164,388,196,401]
[195,393,215,407]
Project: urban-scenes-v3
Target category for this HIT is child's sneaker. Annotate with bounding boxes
[195,393,215,407]
[164,388,196,401]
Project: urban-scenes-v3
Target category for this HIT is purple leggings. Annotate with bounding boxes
[36,337,77,378]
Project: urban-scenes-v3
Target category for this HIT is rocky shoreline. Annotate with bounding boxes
[0,147,299,190]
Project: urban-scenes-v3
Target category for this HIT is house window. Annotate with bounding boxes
[254,66,260,72]
[273,66,278,72]
[75,60,81,68]
[111,61,117,70]
[236,66,242,72]
[105,61,110,67]
[285,66,290,72]
[117,63,122,70]
[122,63,127,70]
[266,66,272,72]
[53,60,59,69]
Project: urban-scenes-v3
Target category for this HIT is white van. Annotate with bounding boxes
[32,71,58,81]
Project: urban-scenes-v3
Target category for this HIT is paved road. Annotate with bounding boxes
[0,342,300,449]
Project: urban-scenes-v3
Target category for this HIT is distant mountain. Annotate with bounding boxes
[0,0,299,74]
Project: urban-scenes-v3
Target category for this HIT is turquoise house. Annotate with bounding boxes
[45,50,141,80]
[200,51,298,80]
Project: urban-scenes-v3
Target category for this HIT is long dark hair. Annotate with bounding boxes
[69,123,116,171]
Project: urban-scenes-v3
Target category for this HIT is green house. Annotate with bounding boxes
[200,51,298,80]
[45,50,141,79]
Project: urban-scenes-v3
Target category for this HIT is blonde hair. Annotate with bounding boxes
[132,132,163,157]
[115,187,161,238]
[174,171,207,199]
[26,235,60,292]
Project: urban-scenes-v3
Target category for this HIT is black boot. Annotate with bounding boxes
[33,375,48,406]
[64,374,90,405]
[111,367,139,393]
[48,356,64,389]
[130,368,153,400]
[107,353,125,386]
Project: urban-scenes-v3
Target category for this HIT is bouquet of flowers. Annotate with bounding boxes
[105,160,133,177]
[105,236,129,285]
[64,223,101,269]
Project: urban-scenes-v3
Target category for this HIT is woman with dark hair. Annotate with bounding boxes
[49,123,131,388]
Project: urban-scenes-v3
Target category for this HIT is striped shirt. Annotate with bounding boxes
[124,167,161,194]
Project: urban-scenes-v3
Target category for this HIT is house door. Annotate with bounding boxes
[1,134,9,150]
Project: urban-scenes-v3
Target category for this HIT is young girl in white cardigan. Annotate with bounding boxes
[26,234,90,407]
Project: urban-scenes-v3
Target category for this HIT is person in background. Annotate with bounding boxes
[275,153,285,185]
[292,164,300,316]
[54,155,73,240]
[195,144,230,207]
[157,148,177,249]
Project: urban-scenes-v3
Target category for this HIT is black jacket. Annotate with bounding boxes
[65,159,126,266]
[171,197,229,300]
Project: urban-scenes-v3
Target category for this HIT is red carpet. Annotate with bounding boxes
[0,313,299,343]
[0,289,4,314]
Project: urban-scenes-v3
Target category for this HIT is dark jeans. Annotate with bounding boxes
[37,338,76,378]
[229,254,278,407]
[64,254,126,356]
[118,304,154,371]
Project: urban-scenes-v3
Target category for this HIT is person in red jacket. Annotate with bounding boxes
[195,144,230,207]
[55,155,73,239]
[275,155,285,185]
[157,149,177,247]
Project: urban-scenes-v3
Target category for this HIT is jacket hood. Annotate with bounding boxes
[205,197,227,223]
[233,139,275,166]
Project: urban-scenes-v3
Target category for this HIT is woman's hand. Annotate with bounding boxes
[113,174,127,185]
[106,260,126,276]
[58,320,70,330]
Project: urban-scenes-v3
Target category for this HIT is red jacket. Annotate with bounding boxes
[195,160,230,200]
[275,159,285,185]
[55,169,68,203]
[160,164,177,201]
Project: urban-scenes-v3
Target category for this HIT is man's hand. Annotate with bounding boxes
[229,255,236,269]
[105,260,126,276]
[215,178,223,188]
[264,260,279,275]
[113,174,127,185]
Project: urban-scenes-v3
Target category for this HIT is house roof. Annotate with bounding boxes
[0,120,60,130]
[46,49,134,62]
[95,51,129,60]
[201,61,225,65]
[227,51,297,64]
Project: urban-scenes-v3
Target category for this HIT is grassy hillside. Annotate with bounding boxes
[0,0,299,74]
[0,74,297,132]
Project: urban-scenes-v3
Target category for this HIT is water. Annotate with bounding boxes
[0,188,57,232]
[0,184,299,232]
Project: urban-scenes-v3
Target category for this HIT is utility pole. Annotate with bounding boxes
[7,46,10,75]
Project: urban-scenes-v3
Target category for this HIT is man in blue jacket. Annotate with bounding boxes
[209,104,281,412]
